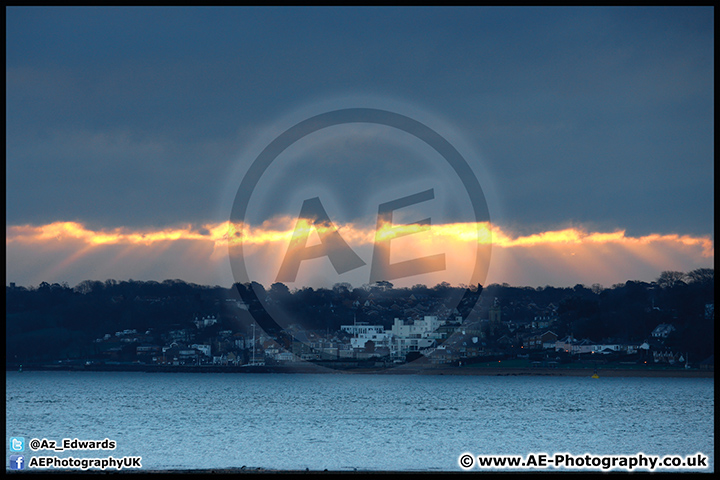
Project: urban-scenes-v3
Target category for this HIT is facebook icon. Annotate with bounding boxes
[10,455,25,470]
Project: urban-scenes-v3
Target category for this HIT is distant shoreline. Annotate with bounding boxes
[7,363,713,378]
[383,365,714,378]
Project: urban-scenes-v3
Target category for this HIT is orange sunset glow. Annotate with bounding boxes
[7,219,714,289]
[8,220,713,252]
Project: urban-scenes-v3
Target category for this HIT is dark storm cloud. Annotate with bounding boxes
[6,7,714,238]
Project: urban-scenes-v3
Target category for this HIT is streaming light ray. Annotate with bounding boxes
[38,243,96,285]
[6,220,713,287]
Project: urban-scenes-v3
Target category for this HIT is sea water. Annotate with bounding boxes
[5,371,714,472]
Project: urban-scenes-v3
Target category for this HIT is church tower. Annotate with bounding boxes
[488,297,501,334]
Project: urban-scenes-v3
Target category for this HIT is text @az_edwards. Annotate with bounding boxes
[28,437,116,452]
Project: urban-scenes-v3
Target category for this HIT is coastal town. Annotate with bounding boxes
[7,270,713,373]
[85,308,709,371]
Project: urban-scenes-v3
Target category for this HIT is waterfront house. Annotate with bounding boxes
[699,355,713,370]
[524,331,558,349]
[651,323,676,339]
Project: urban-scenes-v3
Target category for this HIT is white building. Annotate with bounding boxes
[341,323,392,350]
[190,344,212,357]
[340,316,448,360]
[340,323,385,336]
[651,323,676,339]
[389,316,446,359]
[194,315,218,329]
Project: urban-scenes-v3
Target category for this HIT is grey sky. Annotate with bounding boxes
[6,6,714,239]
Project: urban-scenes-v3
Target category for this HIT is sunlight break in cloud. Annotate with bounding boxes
[6,220,714,289]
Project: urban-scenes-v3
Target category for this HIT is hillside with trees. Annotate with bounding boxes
[5,269,714,366]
